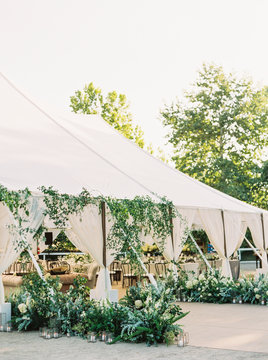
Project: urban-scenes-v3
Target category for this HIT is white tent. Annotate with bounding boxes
[0,71,268,302]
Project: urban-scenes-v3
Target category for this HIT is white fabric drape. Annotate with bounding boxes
[173,208,196,261]
[68,203,115,299]
[199,209,231,277]
[0,197,44,303]
[160,208,196,262]
[224,211,247,255]
[263,213,268,250]
[0,204,21,303]
[244,213,268,272]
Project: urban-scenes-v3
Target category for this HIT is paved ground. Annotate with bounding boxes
[179,302,268,354]
[1,302,268,360]
[0,331,268,360]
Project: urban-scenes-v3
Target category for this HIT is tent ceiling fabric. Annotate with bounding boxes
[0,71,266,216]
[0,73,156,199]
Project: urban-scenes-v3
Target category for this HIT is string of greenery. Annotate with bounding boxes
[0,184,180,265]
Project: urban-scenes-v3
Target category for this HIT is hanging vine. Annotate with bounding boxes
[0,184,183,265]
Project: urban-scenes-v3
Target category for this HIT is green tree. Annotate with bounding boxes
[70,83,145,148]
[161,63,268,203]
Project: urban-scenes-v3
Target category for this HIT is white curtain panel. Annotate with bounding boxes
[68,203,115,299]
[224,211,247,256]
[199,209,231,277]
[0,204,21,303]
[0,197,44,303]
[243,213,268,272]
[262,213,268,250]
[173,208,196,261]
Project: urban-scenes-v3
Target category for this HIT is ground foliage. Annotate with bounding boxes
[10,274,187,346]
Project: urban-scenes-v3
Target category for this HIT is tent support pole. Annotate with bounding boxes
[169,207,178,279]
[27,250,45,280]
[243,236,262,260]
[221,210,227,258]
[101,201,107,268]
[101,201,108,296]
[188,231,212,270]
[261,213,266,251]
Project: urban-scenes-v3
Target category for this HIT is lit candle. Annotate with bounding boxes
[232,298,236,304]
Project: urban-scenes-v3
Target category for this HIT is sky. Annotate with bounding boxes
[1,0,268,151]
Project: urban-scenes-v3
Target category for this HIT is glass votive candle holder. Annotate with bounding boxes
[105,332,114,344]
[100,331,106,341]
[87,332,97,343]
[6,322,12,332]
[66,331,71,337]
[40,327,47,337]
[183,331,189,345]
[53,328,60,338]
[182,296,186,302]
[261,299,265,306]
[238,298,243,304]
[177,332,185,347]
[232,298,236,304]
[0,313,6,331]
[45,329,53,339]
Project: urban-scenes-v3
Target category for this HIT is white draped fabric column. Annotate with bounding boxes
[173,208,196,261]
[0,204,21,303]
[223,211,248,255]
[263,213,268,250]
[0,197,44,303]
[68,203,115,299]
[244,213,268,272]
[199,209,231,277]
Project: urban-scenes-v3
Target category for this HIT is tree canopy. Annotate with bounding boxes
[161,63,268,205]
[70,82,145,148]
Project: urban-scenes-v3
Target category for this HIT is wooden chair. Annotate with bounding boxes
[121,262,138,287]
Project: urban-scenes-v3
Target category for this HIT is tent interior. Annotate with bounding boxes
[0,71,268,304]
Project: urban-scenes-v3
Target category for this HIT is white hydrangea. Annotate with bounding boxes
[18,303,27,314]
[199,274,205,281]
[186,281,193,289]
[255,294,261,299]
[135,300,143,309]
[193,279,198,286]
[254,288,259,293]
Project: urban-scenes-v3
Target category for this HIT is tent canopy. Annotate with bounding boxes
[0,71,265,214]
[0,71,268,285]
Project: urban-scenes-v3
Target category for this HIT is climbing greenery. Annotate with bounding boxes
[40,186,178,264]
[0,184,181,265]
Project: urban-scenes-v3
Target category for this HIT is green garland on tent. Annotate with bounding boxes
[0,184,179,265]
[40,186,177,262]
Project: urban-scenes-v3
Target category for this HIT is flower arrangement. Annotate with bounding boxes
[141,243,161,257]
[9,274,187,346]
[173,269,268,305]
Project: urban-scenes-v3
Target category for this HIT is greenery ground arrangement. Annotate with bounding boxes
[8,268,268,347]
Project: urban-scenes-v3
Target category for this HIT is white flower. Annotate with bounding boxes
[256,294,261,299]
[165,288,170,295]
[26,297,31,307]
[57,283,62,290]
[254,288,258,293]
[135,300,143,309]
[193,279,198,286]
[18,303,27,314]
[266,291,268,296]
[186,281,193,289]
[199,274,205,281]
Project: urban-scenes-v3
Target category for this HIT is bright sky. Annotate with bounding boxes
[1,0,268,150]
